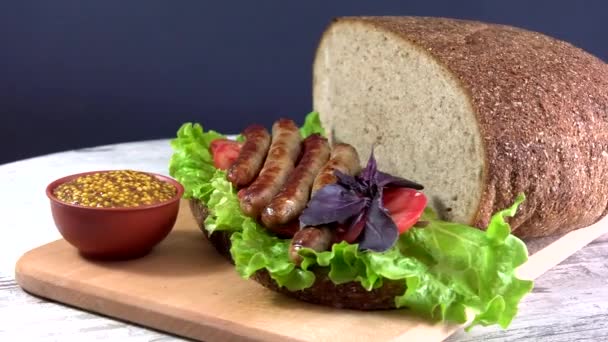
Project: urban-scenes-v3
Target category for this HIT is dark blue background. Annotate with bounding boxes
[1,1,606,163]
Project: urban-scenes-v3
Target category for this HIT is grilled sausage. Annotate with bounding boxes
[227,124,271,188]
[288,226,332,266]
[239,119,301,217]
[270,221,300,239]
[260,134,330,229]
[311,143,361,196]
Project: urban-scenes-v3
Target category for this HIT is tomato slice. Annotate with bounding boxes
[382,188,427,234]
[210,138,239,157]
[209,139,226,154]
[210,139,241,170]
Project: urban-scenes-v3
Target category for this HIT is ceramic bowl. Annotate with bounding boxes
[46,170,184,260]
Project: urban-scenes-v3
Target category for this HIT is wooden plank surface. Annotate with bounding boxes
[4,235,607,341]
[13,200,608,341]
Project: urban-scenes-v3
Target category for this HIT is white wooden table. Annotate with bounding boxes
[1,140,607,341]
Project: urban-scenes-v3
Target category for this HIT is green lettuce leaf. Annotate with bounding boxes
[229,194,533,329]
[299,111,325,137]
[231,219,316,290]
[168,122,225,200]
[203,170,249,233]
[396,193,533,329]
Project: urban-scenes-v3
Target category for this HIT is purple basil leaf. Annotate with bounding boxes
[358,192,399,252]
[376,171,424,190]
[300,184,369,227]
[335,170,366,193]
[359,147,378,184]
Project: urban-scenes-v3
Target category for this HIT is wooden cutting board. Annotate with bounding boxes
[15,200,608,342]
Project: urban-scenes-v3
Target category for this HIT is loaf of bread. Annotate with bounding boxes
[313,16,608,238]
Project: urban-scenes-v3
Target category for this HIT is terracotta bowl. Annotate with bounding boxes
[46,170,184,260]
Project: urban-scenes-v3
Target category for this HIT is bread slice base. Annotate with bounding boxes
[188,199,406,310]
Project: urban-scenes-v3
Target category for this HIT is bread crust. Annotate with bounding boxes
[318,16,608,238]
[188,199,405,310]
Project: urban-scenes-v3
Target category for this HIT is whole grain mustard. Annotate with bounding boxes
[53,170,177,208]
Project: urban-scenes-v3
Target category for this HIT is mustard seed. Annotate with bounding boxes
[53,170,177,208]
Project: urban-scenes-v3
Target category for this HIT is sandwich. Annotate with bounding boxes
[168,16,608,330]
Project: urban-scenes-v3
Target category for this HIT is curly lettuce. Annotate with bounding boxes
[231,194,533,330]
[299,111,325,137]
[168,112,534,330]
[168,122,224,201]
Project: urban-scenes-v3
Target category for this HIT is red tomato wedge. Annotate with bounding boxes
[382,188,427,234]
[209,139,241,170]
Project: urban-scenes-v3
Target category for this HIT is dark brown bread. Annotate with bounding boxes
[316,16,608,238]
[252,269,404,310]
[188,199,404,310]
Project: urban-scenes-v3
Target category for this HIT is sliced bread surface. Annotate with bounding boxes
[313,16,608,238]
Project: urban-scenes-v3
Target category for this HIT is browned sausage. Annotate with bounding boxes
[260,134,330,229]
[270,221,300,239]
[288,226,332,266]
[227,124,271,188]
[239,119,301,217]
[311,143,361,196]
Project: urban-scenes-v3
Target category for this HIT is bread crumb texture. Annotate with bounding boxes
[314,16,608,238]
